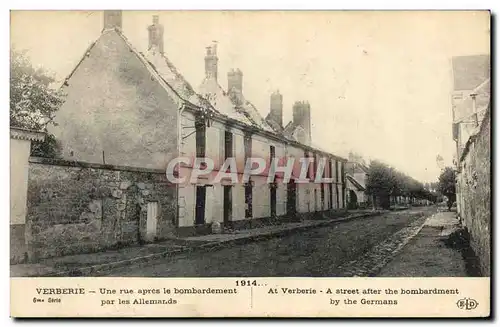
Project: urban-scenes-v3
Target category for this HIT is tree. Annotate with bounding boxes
[10,48,65,157]
[365,160,393,209]
[438,167,456,210]
[366,159,434,209]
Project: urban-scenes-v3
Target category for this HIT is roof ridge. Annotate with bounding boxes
[115,29,215,112]
[59,40,98,90]
[158,53,197,96]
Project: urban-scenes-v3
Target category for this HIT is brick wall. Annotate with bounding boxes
[457,108,490,276]
[25,158,177,262]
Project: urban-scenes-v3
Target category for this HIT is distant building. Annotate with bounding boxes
[451,55,490,159]
[345,154,369,209]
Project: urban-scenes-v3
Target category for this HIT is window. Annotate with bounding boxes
[324,157,329,180]
[224,130,233,160]
[269,145,276,174]
[314,154,319,180]
[244,133,252,160]
[195,117,206,158]
[270,145,275,159]
[304,151,312,179]
[320,183,325,210]
[327,158,332,209]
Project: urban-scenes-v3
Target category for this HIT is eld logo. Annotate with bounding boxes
[456,298,479,310]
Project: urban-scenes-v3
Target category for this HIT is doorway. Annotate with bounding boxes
[223,185,232,226]
[314,189,318,211]
[270,183,277,218]
[245,182,253,218]
[336,185,340,209]
[195,186,206,225]
[287,179,296,215]
[146,202,158,241]
[329,183,333,209]
[348,190,358,209]
[320,184,325,211]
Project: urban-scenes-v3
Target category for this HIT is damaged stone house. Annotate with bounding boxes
[345,160,368,209]
[451,55,491,276]
[14,11,348,263]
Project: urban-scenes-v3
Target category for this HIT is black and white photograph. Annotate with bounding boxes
[8,9,491,317]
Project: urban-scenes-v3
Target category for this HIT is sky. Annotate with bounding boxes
[10,10,490,183]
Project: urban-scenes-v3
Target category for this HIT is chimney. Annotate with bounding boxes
[103,10,122,31]
[204,41,218,80]
[293,101,312,144]
[147,15,164,54]
[228,69,243,93]
[269,90,283,128]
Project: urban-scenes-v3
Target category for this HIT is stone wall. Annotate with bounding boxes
[457,107,490,276]
[50,30,179,170]
[25,157,177,262]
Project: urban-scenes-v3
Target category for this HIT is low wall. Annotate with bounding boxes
[24,158,177,262]
[457,108,490,276]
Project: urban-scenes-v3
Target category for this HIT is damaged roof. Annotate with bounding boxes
[199,77,275,132]
[346,161,369,174]
[264,113,284,133]
[124,25,274,132]
[346,175,366,191]
[198,78,256,126]
[282,120,301,141]
[62,26,347,161]
[61,28,215,112]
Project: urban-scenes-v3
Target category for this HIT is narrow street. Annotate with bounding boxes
[101,207,436,277]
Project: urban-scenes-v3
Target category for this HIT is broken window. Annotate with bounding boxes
[195,117,206,158]
[244,133,252,161]
[304,151,312,180]
[224,130,233,160]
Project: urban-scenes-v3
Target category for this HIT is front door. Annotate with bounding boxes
[336,185,340,209]
[320,184,325,211]
[223,185,232,226]
[195,186,206,225]
[329,183,333,209]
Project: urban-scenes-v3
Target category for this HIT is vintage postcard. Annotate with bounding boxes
[9,10,491,318]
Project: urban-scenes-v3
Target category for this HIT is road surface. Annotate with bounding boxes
[101,207,436,277]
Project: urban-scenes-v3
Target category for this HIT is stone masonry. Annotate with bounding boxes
[25,157,177,262]
[457,107,490,276]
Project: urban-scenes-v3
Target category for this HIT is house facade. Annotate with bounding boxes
[345,161,368,209]
[451,55,490,160]
[450,55,491,276]
[22,11,348,261]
